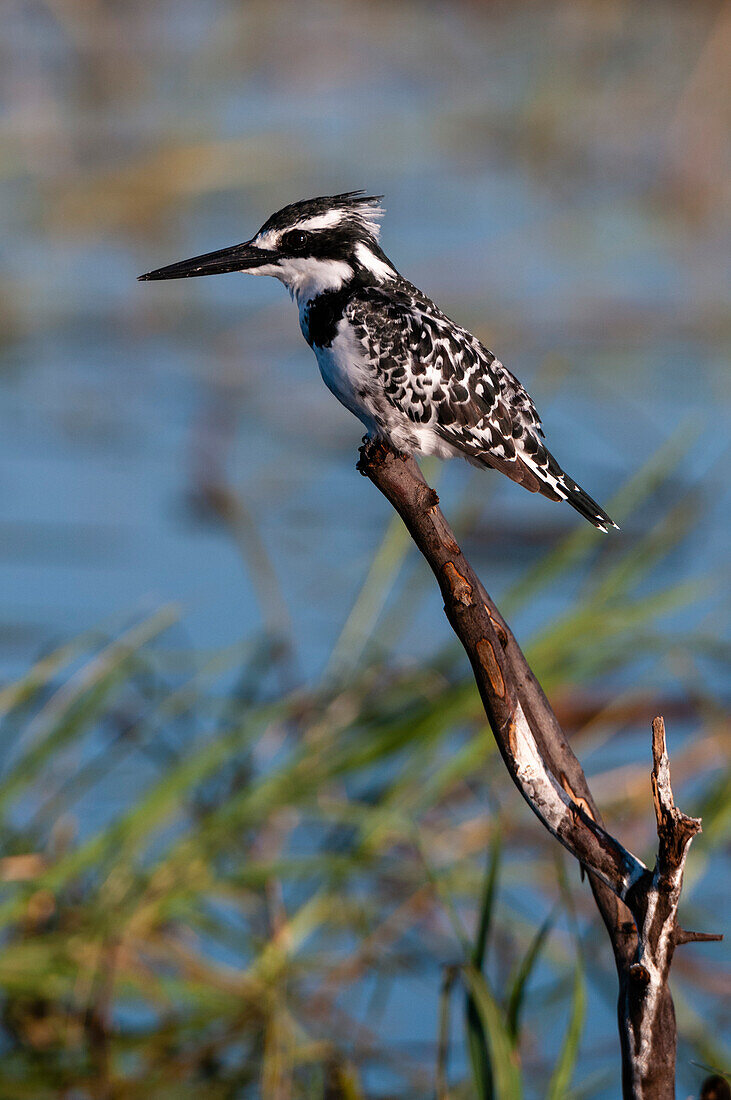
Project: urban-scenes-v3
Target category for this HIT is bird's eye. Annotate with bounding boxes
[284,230,309,252]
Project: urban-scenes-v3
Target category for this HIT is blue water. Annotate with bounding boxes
[1,1,728,683]
[0,3,728,1095]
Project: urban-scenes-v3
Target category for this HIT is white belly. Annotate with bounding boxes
[311,322,377,430]
[306,315,451,458]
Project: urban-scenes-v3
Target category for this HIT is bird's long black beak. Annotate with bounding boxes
[138,240,271,281]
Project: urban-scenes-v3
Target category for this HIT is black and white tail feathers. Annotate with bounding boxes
[556,469,618,532]
[471,442,617,532]
[537,448,618,532]
[517,451,616,532]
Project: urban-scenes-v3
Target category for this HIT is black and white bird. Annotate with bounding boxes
[140,192,617,531]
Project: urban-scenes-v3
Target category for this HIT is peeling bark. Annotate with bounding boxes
[357,439,722,1099]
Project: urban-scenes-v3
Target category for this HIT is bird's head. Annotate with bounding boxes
[138,192,395,303]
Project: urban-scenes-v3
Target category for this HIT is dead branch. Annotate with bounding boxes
[357,439,721,1100]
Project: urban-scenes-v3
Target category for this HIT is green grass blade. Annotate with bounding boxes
[326,513,413,679]
[326,459,441,678]
[462,965,523,1100]
[463,831,502,1100]
[0,639,81,719]
[546,955,586,1100]
[473,829,501,970]
[466,991,494,1100]
[506,910,555,1043]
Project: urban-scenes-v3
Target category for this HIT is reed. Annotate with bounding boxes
[0,447,726,1099]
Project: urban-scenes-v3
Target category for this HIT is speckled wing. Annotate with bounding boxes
[345,282,616,531]
[345,283,550,487]
[493,361,545,439]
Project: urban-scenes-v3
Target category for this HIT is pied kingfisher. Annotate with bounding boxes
[140,192,617,531]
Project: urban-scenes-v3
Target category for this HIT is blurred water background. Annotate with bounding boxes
[2,0,729,676]
[0,2,729,1098]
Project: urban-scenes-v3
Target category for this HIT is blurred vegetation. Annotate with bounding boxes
[0,0,729,1097]
[0,444,727,1100]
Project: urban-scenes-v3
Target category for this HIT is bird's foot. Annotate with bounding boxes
[357,435,406,475]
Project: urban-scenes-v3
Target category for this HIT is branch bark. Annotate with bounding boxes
[357,439,721,1099]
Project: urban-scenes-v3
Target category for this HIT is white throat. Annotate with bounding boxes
[254,257,354,304]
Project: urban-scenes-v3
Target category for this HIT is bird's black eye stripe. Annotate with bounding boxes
[282,230,310,252]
